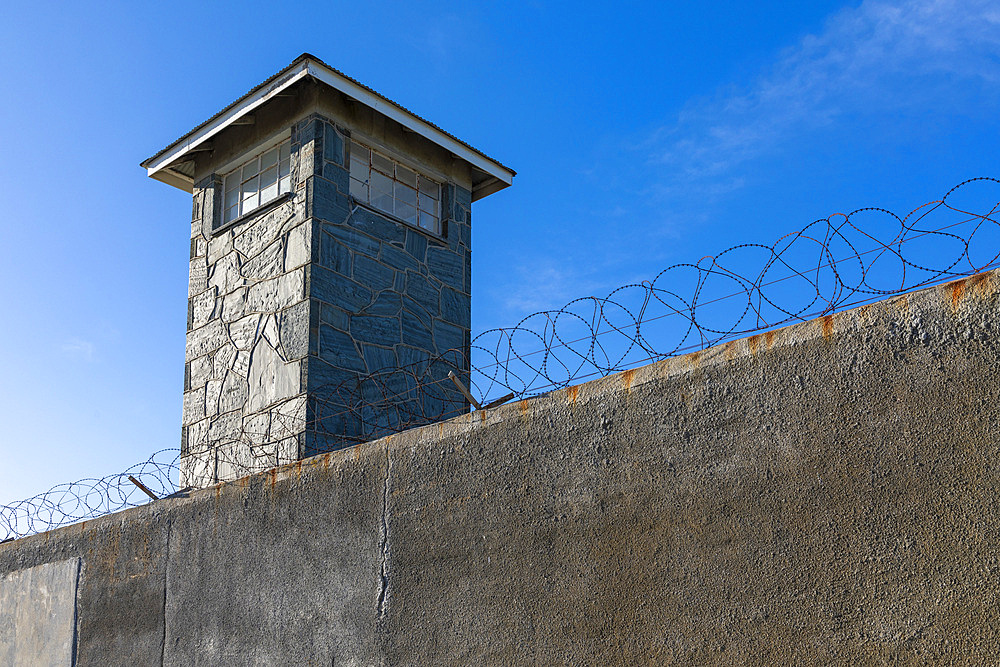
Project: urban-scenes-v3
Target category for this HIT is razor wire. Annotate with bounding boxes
[3,176,999,541]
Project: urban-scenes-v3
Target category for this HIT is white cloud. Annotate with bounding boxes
[649,0,1000,182]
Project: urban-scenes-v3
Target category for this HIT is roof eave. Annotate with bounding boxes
[141,56,515,197]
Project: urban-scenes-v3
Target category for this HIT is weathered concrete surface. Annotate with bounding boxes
[0,558,79,665]
[2,270,1000,664]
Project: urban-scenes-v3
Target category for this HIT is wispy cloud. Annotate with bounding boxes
[648,0,1000,185]
[60,338,95,363]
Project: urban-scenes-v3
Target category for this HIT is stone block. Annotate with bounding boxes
[324,223,380,258]
[246,269,305,313]
[439,286,470,327]
[230,313,262,351]
[309,176,351,223]
[205,379,222,417]
[401,308,435,353]
[246,338,301,412]
[396,345,432,373]
[178,445,214,485]
[311,265,372,312]
[219,371,249,414]
[319,325,367,373]
[212,344,236,381]
[284,222,311,270]
[207,230,233,265]
[352,314,401,347]
[350,207,405,245]
[306,356,357,392]
[241,241,284,281]
[280,300,310,359]
[320,303,350,331]
[232,350,250,377]
[432,319,465,354]
[209,252,243,293]
[186,319,225,359]
[404,229,427,263]
[233,200,296,259]
[353,254,395,292]
[363,291,402,317]
[191,287,218,328]
[405,271,440,309]
[221,287,247,323]
[380,242,420,274]
[323,123,345,166]
[182,385,206,426]
[189,259,208,295]
[322,161,350,191]
[361,344,398,373]
[426,245,462,287]
[319,233,353,275]
[190,355,212,385]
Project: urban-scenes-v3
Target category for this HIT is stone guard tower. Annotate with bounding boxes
[141,54,514,487]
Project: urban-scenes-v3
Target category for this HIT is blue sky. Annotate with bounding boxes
[2,0,999,505]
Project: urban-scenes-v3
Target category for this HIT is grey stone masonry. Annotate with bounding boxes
[181,113,471,486]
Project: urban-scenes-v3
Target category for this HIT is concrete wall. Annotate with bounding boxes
[4,271,1000,664]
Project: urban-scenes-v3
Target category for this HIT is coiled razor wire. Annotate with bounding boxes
[3,176,1000,541]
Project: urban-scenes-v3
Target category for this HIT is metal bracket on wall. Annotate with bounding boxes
[128,475,159,501]
[448,372,515,411]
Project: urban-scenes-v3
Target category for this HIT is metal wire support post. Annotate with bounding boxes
[448,371,482,410]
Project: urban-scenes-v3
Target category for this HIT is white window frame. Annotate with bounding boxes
[219,137,292,228]
[349,140,442,235]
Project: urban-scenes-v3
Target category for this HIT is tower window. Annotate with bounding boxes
[221,140,292,226]
[349,141,441,235]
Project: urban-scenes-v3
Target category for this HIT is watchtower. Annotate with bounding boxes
[141,54,514,486]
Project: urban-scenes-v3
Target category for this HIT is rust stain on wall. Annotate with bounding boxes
[747,334,762,355]
[567,385,579,405]
[765,330,776,349]
[724,341,737,360]
[950,279,966,311]
[621,368,637,392]
[821,315,834,340]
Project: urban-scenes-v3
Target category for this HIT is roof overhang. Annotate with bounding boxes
[141,54,515,202]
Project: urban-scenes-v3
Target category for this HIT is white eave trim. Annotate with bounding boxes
[144,58,515,194]
[144,62,311,182]
[303,62,514,189]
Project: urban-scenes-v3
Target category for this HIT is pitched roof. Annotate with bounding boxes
[141,53,515,200]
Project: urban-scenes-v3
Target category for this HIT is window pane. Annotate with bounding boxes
[278,175,291,195]
[350,141,368,163]
[279,141,290,162]
[372,152,393,175]
[419,210,438,232]
[242,175,259,211]
[350,178,368,201]
[370,171,392,197]
[260,166,278,203]
[418,192,436,214]
[225,188,239,209]
[225,205,238,223]
[418,176,438,197]
[350,156,368,182]
[396,166,416,188]
[241,158,259,180]
[260,147,278,170]
[396,201,417,224]
[224,172,239,194]
[395,182,417,207]
[371,191,393,215]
